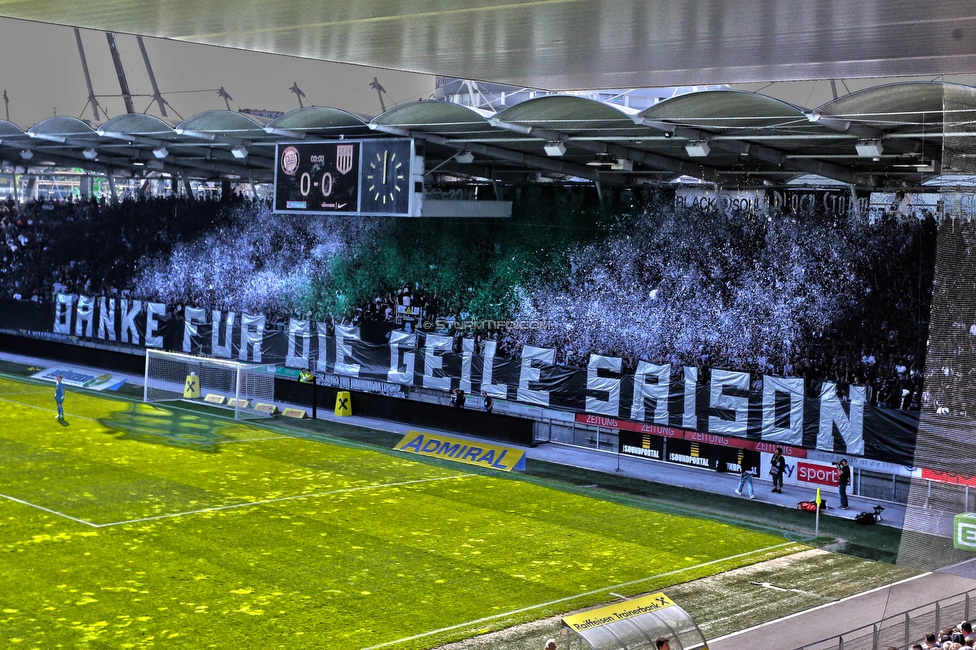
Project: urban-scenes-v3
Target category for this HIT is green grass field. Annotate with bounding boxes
[0,374,807,649]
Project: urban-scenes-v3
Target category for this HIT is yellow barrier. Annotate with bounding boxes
[183,373,200,399]
[335,391,352,416]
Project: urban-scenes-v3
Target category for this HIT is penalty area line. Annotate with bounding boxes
[212,436,288,445]
[362,540,799,650]
[0,395,281,446]
[94,473,472,528]
[0,492,99,527]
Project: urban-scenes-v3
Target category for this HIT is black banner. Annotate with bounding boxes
[0,294,920,464]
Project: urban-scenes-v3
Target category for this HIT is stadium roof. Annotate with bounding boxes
[3,81,973,191]
[2,1,975,91]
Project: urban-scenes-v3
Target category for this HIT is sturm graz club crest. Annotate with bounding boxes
[280,146,300,175]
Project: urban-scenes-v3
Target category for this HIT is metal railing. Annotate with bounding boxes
[539,418,910,503]
[797,589,976,650]
[406,384,911,503]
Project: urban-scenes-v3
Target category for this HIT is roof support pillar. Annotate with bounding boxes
[107,171,119,204]
[24,174,36,202]
[10,170,19,208]
[182,173,194,200]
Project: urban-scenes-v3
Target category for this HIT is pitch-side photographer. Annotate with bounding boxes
[836,459,851,509]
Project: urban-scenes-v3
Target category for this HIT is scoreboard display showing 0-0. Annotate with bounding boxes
[273,138,419,216]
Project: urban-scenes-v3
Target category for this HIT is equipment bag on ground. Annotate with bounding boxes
[855,505,885,525]
[797,500,828,512]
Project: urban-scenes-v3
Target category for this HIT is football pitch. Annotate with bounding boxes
[0,375,804,649]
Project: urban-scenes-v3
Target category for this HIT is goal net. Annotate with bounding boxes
[144,349,277,420]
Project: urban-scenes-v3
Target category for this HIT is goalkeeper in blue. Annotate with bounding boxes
[54,375,65,420]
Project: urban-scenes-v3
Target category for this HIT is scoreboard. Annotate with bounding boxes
[273,138,423,217]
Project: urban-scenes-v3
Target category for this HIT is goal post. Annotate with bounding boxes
[144,349,277,419]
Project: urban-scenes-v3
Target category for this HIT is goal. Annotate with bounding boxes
[144,349,277,419]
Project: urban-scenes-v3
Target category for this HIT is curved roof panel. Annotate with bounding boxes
[816,82,947,129]
[0,120,27,139]
[372,101,496,136]
[177,110,273,136]
[30,116,97,137]
[267,107,370,136]
[495,95,640,133]
[98,113,179,137]
[640,90,808,130]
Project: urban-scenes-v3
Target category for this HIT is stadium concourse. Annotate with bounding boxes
[15,348,976,650]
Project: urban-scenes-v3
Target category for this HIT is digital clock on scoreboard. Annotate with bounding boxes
[273,138,420,216]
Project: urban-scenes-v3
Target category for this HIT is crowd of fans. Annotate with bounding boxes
[0,193,244,303]
[0,191,948,410]
[920,216,976,418]
[912,621,976,649]
[345,285,440,329]
[495,205,937,410]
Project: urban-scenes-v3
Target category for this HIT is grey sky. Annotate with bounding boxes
[0,17,434,128]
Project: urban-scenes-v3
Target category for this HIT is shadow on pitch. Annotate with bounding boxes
[97,403,236,453]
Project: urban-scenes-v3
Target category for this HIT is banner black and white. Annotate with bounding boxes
[0,294,920,465]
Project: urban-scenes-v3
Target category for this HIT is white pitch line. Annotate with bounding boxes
[707,570,932,644]
[0,395,120,425]
[0,395,282,446]
[361,540,799,650]
[94,473,472,528]
[212,436,287,445]
[0,492,99,527]
[0,391,48,399]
